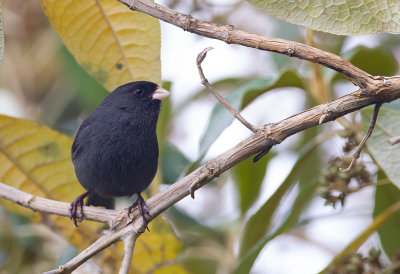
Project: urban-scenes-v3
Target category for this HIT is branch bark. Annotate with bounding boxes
[120,0,378,90]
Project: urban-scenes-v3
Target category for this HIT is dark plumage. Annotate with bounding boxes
[69,81,170,227]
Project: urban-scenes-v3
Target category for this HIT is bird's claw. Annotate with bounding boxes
[128,194,151,231]
[69,191,90,227]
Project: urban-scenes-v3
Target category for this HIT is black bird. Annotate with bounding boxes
[69,81,170,227]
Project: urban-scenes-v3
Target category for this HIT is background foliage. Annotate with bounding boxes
[0,0,400,273]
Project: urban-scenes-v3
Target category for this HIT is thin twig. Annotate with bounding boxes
[120,0,377,89]
[340,103,382,172]
[388,135,400,145]
[196,47,257,133]
[119,233,138,274]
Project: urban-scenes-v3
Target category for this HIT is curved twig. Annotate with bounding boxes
[196,47,257,133]
[340,103,382,172]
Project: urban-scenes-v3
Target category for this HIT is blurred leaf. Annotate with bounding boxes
[362,107,400,189]
[182,257,217,274]
[166,206,225,245]
[135,217,187,274]
[331,46,398,83]
[235,175,318,274]
[157,81,172,156]
[199,70,304,157]
[0,115,186,273]
[247,0,400,35]
[271,20,302,71]
[374,170,400,259]
[174,78,249,114]
[232,151,276,215]
[382,100,400,111]
[41,0,161,91]
[162,143,190,185]
[60,46,109,111]
[238,138,320,257]
[0,1,3,70]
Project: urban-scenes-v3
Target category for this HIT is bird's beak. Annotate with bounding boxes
[152,86,170,100]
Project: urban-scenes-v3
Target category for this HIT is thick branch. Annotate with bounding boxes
[0,183,117,225]
[120,0,376,89]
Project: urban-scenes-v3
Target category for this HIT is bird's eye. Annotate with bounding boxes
[134,88,144,96]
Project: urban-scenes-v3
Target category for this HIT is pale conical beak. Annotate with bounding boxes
[152,86,170,100]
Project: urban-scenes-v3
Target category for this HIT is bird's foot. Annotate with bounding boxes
[128,193,151,231]
[69,191,90,227]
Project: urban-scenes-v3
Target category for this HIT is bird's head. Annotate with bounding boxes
[103,81,170,115]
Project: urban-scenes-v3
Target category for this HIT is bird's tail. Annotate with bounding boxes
[86,193,115,210]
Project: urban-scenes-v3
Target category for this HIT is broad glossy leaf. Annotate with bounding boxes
[199,70,304,157]
[232,151,275,215]
[331,46,398,83]
[374,170,400,259]
[361,107,400,189]
[0,115,186,273]
[239,136,321,257]
[248,0,400,35]
[41,0,161,90]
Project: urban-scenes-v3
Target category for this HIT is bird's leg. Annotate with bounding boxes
[69,191,90,227]
[128,193,151,231]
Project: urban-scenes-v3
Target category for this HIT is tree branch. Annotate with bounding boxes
[119,233,138,274]
[0,183,117,225]
[196,47,257,133]
[119,0,378,90]
[4,72,400,273]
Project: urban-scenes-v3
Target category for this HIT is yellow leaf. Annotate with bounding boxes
[40,0,161,90]
[0,115,186,273]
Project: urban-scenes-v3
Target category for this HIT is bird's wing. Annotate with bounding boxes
[71,120,92,161]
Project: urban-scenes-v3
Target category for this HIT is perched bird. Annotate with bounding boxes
[69,81,170,227]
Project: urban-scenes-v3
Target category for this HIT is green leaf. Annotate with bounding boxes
[60,47,109,111]
[182,257,217,274]
[238,136,322,257]
[361,107,400,189]
[0,0,3,69]
[247,0,400,35]
[331,46,398,83]
[199,70,304,157]
[157,81,172,155]
[235,175,318,274]
[166,206,225,245]
[232,151,275,215]
[161,143,190,185]
[374,170,400,258]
